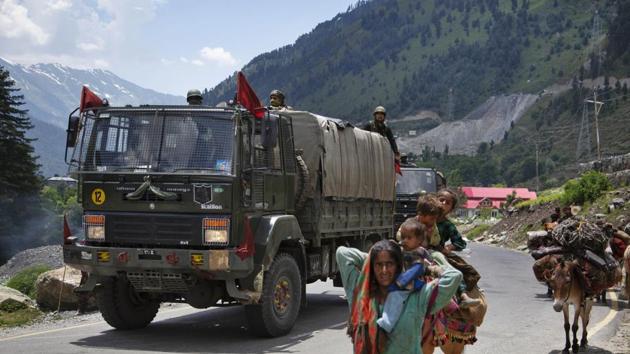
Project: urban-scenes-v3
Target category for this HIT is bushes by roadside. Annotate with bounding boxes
[561,171,612,206]
[0,299,42,327]
[466,224,492,239]
[6,265,51,298]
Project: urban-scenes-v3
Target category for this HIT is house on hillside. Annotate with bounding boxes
[456,186,537,218]
[45,176,77,188]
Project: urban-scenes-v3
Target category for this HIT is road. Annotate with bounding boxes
[0,243,625,354]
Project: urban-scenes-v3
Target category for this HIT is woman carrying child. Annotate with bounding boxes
[336,234,463,354]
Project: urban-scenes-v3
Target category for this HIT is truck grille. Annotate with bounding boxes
[105,213,205,246]
[127,271,188,293]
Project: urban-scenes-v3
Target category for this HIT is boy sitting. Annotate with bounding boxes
[418,194,480,309]
[377,218,436,333]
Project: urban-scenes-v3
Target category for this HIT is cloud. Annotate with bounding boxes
[47,0,71,11]
[191,59,204,66]
[179,57,189,63]
[199,47,237,66]
[93,59,110,68]
[0,0,49,45]
[77,42,103,52]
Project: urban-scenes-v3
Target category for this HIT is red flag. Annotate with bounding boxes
[235,216,255,260]
[63,214,72,244]
[395,160,402,176]
[80,86,103,112]
[236,72,265,119]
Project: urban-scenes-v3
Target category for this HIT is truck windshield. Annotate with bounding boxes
[78,110,235,174]
[396,169,437,195]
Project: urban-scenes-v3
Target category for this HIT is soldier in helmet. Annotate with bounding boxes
[268,89,292,110]
[187,89,203,105]
[363,106,400,161]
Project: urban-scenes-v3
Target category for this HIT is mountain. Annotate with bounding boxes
[203,0,630,187]
[398,93,538,155]
[204,0,595,122]
[0,58,184,177]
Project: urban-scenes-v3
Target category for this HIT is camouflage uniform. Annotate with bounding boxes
[363,121,399,155]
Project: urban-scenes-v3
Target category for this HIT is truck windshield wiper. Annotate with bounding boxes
[109,166,154,172]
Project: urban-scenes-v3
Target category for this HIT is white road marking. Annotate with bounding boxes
[0,306,193,343]
[588,290,620,337]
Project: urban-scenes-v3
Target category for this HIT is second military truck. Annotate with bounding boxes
[63,104,395,336]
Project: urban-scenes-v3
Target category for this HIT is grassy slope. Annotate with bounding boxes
[205,0,594,122]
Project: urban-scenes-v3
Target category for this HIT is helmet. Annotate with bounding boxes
[373,106,386,116]
[270,89,285,99]
[186,89,202,102]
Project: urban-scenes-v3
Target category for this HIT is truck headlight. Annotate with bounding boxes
[202,218,229,245]
[84,215,105,241]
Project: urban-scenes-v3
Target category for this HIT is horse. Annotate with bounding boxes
[547,259,593,354]
[533,254,561,297]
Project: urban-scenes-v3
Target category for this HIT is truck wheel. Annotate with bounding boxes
[95,276,160,330]
[245,253,302,337]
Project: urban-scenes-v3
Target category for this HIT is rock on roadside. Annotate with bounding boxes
[35,267,96,311]
[0,285,36,309]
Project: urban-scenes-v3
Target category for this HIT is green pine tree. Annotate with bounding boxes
[0,65,40,197]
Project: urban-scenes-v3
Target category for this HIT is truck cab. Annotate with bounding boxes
[394,166,445,231]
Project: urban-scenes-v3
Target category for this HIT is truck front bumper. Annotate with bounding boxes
[63,244,253,279]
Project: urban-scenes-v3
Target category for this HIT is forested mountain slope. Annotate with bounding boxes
[205,0,597,123]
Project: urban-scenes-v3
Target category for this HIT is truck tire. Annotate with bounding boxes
[95,276,160,330]
[245,253,302,337]
[294,154,309,210]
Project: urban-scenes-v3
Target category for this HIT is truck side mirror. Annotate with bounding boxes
[66,114,80,148]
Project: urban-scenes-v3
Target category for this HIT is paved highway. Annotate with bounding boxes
[0,243,625,354]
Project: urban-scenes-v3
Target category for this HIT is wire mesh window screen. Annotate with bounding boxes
[253,116,281,170]
[78,110,235,174]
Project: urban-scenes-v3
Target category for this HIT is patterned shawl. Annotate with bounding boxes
[347,254,387,354]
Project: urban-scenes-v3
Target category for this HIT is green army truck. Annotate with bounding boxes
[394,166,445,232]
[62,104,395,336]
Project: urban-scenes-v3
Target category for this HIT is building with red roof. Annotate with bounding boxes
[456,186,537,218]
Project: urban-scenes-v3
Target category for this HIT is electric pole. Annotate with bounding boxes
[535,140,540,192]
[586,90,604,160]
[446,88,454,121]
[576,101,592,161]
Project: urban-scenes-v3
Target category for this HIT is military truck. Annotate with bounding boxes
[62,104,395,337]
[394,166,445,231]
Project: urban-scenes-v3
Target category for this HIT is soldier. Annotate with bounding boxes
[268,89,292,110]
[363,106,400,161]
[187,89,203,105]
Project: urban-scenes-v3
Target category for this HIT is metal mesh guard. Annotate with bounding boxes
[79,110,234,174]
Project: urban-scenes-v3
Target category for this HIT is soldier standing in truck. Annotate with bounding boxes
[187,89,203,105]
[268,89,292,110]
[363,106,400,162]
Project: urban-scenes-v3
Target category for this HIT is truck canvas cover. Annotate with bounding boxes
[286,111,395,202]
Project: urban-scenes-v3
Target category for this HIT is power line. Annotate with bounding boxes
[576,100,592,161]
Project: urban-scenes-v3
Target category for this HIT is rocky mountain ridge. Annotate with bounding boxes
[0,57,184,176]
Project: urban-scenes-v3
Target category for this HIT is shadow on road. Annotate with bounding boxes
[548,345,613,354]
[71,293,349,353]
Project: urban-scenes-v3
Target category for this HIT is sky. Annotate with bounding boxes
[0,0,357,95]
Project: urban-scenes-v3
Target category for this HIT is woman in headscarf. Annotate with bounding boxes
[336,239,462,354]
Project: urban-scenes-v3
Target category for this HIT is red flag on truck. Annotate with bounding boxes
[63,214,72,244]
[79,86,103,112]
[236,72,265,118]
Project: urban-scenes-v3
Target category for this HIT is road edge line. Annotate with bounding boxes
[0,306,192,342]
[589,290,620,338]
